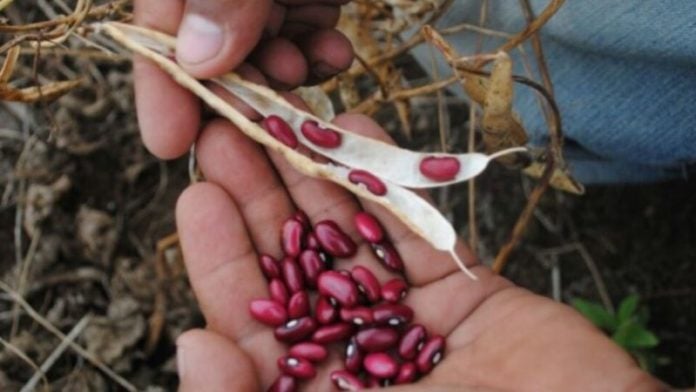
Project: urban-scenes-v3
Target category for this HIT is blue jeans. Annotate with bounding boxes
[410,1,696,183]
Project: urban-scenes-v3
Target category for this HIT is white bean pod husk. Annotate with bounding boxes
[99,22,486,279]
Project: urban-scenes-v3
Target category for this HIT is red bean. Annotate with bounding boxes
[363,352,398,379]
[394,362,418,385]
[350,266,381,303]
[267,375,297,392]
[274,317,317,343]
[315,295,338,325]
[355,327,399,352]
[311,322,354,344]
[372,303,413,327]
[259,254,281,280]
[354,211,385,243]
[281,257,305,293]
[305,232,320,250]
[330,370,365,390]
[281,218,305,257]
[292,210,310,229]
[381,278,408,303]
[288,342,328,362]
[277,355,316,379]
[398,324,427,360]
[344,337,363,373]
[300,120,342,148]
[287,291,310,319]
[317,271,359,308]
[249,299,288,327]
[263,115,298,149]
[298,249,325,288]
[371,240,404,272]
[314,221,357,258]
[348,169,387,196]
[339,306,374,326]
[269,279,290,306]
[419,156,461,181]
[416,335,446,374]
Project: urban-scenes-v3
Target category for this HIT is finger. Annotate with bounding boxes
[176,0,273,77]
[176,182,286,381]
[251,37,309,89]
[134,0,200,159]
[195,119,296,257]
[285,4,341,29]
[177,329,259,391]
[297,29,354,84]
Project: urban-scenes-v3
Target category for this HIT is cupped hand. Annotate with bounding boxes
[134,0,353,159]
[173,113,662,391]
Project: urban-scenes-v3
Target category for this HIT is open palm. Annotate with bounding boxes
[174,114,660,392]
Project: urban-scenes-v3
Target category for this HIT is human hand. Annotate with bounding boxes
[172,113,662,391]
[134,0,353,159]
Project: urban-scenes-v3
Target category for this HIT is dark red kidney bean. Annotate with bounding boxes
[274,317,317,343]
[298,249,325,288]
[348,169,387,196]
[259,254,281,280]
[281,218,305,257]
[269,279,289,306]
[263,115,298,149]
[311,322,354,344]
[317,271,359,308]
[355,327,399,352]
[330,370,365,390]
[287,291,310,319]
[363,352,399,379]
[288,342,328,362]
[419,156,461,181]
[350,266,381,303]
[314,221,357,258]
[277,355,316,379]
[249,299,288,327]
[267,375,297,392]
[416,335,446,374]
[305,232,320,250]
[366,376,383,388]
[292,210,310,229]
[340,306,374,326]
[394,362,418,385]
[381,278,408,303]
[354,211,385,243]
[398,324,427,360]
[281,257,304,293]
[300,120,342,148]
[315,296,338,325]
[371,241,404,272]
[344,337,363,373]
[372,303,413,327]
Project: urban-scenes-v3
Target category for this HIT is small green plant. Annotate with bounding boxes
[572,294,660,371]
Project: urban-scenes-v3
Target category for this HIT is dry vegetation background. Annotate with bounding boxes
[0,0,694,390]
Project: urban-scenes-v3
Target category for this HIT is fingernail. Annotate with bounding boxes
[312,62,340,79]
[176,344,187,378]
[177,14,223,65]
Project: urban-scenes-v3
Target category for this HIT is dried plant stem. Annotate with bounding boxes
[21,314,92,392]
[0,280,137,392]
[497,0,565,54]
[467,105,478,254]
[0,335,49,391]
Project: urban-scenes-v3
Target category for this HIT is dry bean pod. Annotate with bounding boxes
[277,355,316,379]
[416,335,446,374]
[354,211,385,243]
[330,370,365,390]
[314,221,357,258]
[249,299,288,327]
[350,266,382,303]
[274,317,317,343]
[355,327,400,352]
[363,352,399,379]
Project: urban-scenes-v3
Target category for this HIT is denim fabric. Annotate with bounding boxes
[408,1,696,183]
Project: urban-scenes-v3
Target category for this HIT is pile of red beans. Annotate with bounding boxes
[249,210,445,391]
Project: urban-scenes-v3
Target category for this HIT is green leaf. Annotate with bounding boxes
[612,321,659,349]
[617,294,639,323]
[572,298,616,331]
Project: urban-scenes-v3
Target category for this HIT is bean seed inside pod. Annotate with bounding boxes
[348,169,387,196]
[300,120,342,148]
[419,156,461,181]
[262,115,299,149]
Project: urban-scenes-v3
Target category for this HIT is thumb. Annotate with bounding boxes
[177,329,259,391]
[176,0,272,77]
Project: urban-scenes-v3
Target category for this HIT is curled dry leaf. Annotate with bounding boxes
[99,22,528,279]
